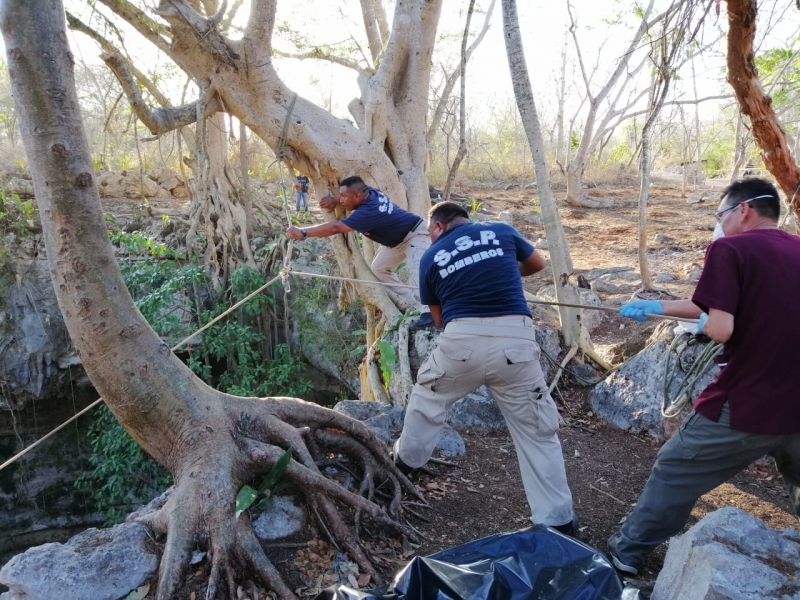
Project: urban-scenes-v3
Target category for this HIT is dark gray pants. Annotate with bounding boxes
[609,403,800,568]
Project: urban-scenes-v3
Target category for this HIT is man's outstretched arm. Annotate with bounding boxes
[286,221,354,239]
[519,251,546,276]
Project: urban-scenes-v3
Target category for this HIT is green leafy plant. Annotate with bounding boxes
[78,232,314,522]
[235,446,294,517]
[75,404,172,525]
[467,197,483,216]
[374,339,397,387]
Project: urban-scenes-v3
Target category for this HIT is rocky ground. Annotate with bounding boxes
[175,176,799,598]
[3,176,798,599]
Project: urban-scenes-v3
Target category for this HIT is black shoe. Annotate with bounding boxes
[551,514,580,538]
[606,534,641,577]
[409,313,435,330]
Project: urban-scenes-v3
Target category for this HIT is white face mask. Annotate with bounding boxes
[713,222,725,241]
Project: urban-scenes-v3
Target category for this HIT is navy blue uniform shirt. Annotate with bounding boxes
[419,221,534,326]
[341,187,421,248]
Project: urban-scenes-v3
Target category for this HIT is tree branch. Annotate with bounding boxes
[360,0,384,63]
[273,49,365,73]
[67,12,173,109]
[102,51,221,135]
[427,0,497,144]
[96,0,173,55]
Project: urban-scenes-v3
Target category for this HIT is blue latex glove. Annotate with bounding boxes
[619,300,663,322]
[697,312,708,334]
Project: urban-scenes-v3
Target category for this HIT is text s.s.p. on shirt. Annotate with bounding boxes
[340,187,421,248]
[419,221,534,326]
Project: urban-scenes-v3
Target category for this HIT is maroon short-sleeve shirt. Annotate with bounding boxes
[692,228,800,435]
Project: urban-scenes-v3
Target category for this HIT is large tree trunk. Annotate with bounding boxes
[726,0,800,216]
[1,3,419,599]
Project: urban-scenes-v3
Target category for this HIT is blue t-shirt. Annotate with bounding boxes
[419,221,534,326]
[341,187,421,247]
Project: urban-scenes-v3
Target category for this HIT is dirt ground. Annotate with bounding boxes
[155,178,799,599]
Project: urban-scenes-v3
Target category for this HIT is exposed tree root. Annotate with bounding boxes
[129,397,422,600]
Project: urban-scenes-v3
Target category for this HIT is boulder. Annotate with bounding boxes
[95,170,171,199]
[171,184,189,198]
[497,210,515,224]
[252,495,306,542]
[653,233,668,244]
[535,237,548,250]
[333,400,465,457]
[653,273,674,283]
[5,177,34,197]
[652,507,800,600]
[537,285,604,331]
[686,192,708,205]
[590,322,718,440]
[520,211,543,225]
[0,522,158,600]
[146,167,181,185]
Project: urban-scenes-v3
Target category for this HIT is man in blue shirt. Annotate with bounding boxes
[286,176,431,323]
[393,201,577,534]
[295,172,310,213]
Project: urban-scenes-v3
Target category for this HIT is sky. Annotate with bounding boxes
[33,0,800,137]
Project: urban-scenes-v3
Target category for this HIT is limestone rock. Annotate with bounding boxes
[95,170,171,199]
[333,400,464,457]
[653,273,674,283]
[652,507,800,600]
[171,184,189,198]
[520,211,543,225]
[446,388,506,430]
[590,323,718,440]
[497,210,515,224]
[653,233,668,244]
[0,522,158,600]
[686,192,708,205]
[252,495,306,542]
[146,167,181,185]
[537,285,604,331]
[535,237,548,250]
[6,177,34,197]
[590,274,622,293]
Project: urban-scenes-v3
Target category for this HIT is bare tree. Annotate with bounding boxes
[636,1,712,291]
[564,0,656,208]
[1,3,420,600]
[726,0,800,216]
[442,0,476,201]
[501,0,610,370]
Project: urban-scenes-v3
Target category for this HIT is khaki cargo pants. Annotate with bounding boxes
[396,315,575,526]
[371,222,430,312]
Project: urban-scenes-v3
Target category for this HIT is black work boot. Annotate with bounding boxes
[551,513,581,538]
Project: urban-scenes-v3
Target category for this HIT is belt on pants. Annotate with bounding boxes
[444,320,538,341]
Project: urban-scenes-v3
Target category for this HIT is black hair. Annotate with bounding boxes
[339,176,367,194]
[721,178,780,220]
[428,201,469,224]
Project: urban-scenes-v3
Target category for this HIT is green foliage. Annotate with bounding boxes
[466,197,483,215]
[75,404,172,526]
[235,446,294,516]
[374,339,396,387]
[77,231,313,522]
[0,192,39,299]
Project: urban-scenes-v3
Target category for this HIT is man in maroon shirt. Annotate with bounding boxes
[607,178,800,576]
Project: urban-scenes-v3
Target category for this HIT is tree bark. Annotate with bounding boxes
[1,3,419,598]
[726,0,800,214]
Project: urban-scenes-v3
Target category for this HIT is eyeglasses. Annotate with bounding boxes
[713,194,774,221]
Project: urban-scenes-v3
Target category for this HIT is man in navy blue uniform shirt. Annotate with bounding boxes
[286,176,431,321]
[394,201,577,534]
